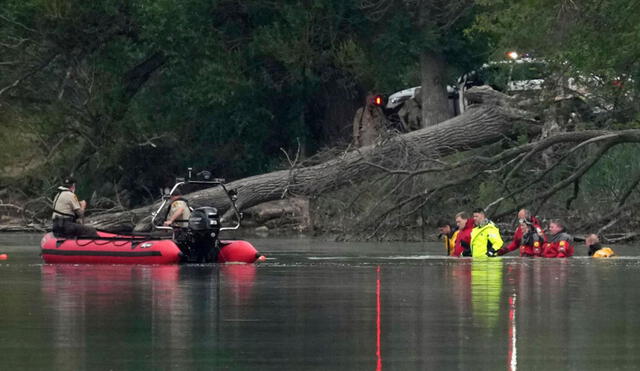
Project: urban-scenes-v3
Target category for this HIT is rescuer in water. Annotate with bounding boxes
[518,220,544,257]
[470,208,503,258]
[498,208,545,256]
[542,219,574,258]
[437,219,458,256]
[452,211,474,257]
[585,234,615,258]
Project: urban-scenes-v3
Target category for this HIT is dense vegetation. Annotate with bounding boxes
[1,0,639,238]
[0,1,480,204]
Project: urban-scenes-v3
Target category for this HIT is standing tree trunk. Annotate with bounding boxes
[420,51,451,127]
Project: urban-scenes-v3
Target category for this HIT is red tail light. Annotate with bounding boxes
[371,94,384,106]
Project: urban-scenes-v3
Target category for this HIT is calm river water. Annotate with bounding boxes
[1,233,639,370]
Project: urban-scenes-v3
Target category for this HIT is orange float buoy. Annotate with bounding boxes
[0,254,8,260]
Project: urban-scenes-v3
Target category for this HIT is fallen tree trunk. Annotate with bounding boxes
[89,87,541,231]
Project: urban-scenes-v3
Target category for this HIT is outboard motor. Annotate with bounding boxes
[186,206,221,262]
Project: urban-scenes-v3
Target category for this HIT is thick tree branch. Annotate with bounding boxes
[496,139,624,219]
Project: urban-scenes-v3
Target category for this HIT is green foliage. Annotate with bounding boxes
[363,2,490,92]
[473,0,640,121]
[476,179,502,210]
[1,0,398,204]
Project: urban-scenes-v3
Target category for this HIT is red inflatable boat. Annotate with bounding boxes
[41,232,262,264]
[42,171,265,265]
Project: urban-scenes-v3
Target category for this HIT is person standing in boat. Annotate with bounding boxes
[51,177,98,238]
[163,189,191,228]
[437,219,458,256]
[497,208,545,256]
[470,208,503,258]
[542,219,574,258]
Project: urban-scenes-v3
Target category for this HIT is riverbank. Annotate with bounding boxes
[1,196,637,244]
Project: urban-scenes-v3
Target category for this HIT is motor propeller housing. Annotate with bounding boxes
[180,206,221,262]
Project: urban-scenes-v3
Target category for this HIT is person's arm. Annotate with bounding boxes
[164,205,185,226]
[504,239,518,253]
[71,195,85,218]
[505,227,522,252]
[488,228,504,255]
[497,227,520,255]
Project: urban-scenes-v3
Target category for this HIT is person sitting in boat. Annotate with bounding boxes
[437,219,458,256]
[542,219,574,258]
[497,208,545,256]
[585,234,615,258]
[452,211,474,257]
[518,220,543,257]
[470,208,503,258]
[163,189,191,228]
[51,177,98,238]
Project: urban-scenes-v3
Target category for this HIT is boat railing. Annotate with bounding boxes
[151,176,243,233]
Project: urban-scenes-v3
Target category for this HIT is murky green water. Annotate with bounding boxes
[0,233,639,370]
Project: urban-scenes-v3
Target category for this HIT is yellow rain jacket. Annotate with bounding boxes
[471,222,503,258]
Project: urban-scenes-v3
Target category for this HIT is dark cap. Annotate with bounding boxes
[436,219,451,227]
[62,177,77,187]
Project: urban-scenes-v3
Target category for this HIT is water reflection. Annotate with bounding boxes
[0,234,634,370]
[508,293,517,371]
[470,259,503,329]
[220,264,257,304]
[438,259,506,369]
[35,257,640,370]
[376,265,382,371]
[40,264,257,370]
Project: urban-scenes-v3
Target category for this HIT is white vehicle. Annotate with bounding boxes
[385,85,457,110]
[380,54,597,122]
[457,57,548,114]
[456,56,610,115]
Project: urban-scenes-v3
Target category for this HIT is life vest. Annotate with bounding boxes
[519,231,542,257]
[543,232,574,258]
[443,228,459,256]
[532,240,543,256]
[592,247,615,258]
